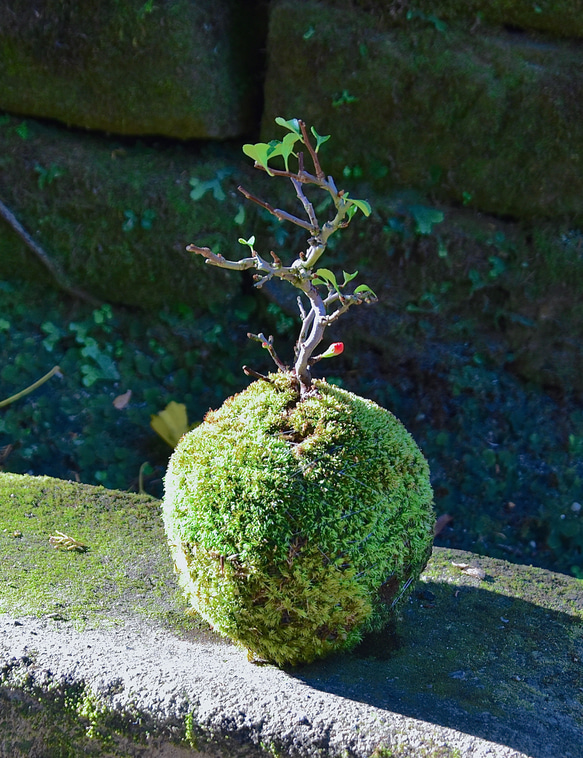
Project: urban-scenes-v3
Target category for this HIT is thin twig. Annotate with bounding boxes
[242,366,272,382]
[0,198,101,305]
[299,120,325,180]
[291,178,319,231]
[248,332,287,371]
[237,186,316,232]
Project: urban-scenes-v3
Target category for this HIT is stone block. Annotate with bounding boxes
[0,0,263,139]
[324,0,583,39]
[262,0,583,220]
[0,472,581,757]
[0,113,245,309]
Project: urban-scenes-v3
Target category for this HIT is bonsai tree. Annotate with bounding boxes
[186,117,377,398]
[162,119,435,666]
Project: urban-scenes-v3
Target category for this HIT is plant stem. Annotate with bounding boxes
[0,365,62,408]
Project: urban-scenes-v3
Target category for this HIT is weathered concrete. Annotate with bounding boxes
[0,472,582,757]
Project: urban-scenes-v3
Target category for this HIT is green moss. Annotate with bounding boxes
[0,471,211,634]
[263,1,583,220]
[163,373,434,666]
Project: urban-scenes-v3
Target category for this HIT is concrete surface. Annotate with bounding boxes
[1,473,582,757]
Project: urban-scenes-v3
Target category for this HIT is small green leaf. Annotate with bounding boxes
[15,122,29,140]
[310,127,331,152]
[234,205,245,225]
[122,210,136,232]
[278,132,301,171]
[274,117,302,137]
[332,90,358,108]
[354,284,377,300]
[140,209,156,230]
[238,235,256,250]
[314,268,339,290]
[346,197,372,217]
[342,270,358,286]
[242,142,275,175]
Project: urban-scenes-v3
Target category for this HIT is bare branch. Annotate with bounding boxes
[296,295,307,321]
[248,332,287,371]
[238,185,316,232]
[299,120,325,181]
[187,244,258,271]
[0,198,101,305]
[242,366,272,383]
[291,178,319,231]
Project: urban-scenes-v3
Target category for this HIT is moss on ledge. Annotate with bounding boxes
[0,472,212,636]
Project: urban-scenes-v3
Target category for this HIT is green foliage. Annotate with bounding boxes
[122,208,156,232]
[0,279,255,495]
[189,168,233,202]
[34,162,63,189]
[163,374,434,665]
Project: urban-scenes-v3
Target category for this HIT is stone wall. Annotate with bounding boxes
[0,0,265,139]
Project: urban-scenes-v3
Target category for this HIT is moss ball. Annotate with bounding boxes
[162,373,434,666]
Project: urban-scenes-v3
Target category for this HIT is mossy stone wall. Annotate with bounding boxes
[0,0,264,139]
[324,0,583,39]
[262,0,583,221]
[0,114,245,309]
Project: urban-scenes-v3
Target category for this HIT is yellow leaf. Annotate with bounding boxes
[150,401,189,448]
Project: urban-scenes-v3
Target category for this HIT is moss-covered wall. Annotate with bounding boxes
[0,114,248,308]
[262,0,583,220]
[323,0,583,39]
[0,0,265,139]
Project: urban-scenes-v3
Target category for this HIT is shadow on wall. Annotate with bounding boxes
[294,577,583,758]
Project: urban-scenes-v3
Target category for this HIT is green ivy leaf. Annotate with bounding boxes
[408,204,444,235]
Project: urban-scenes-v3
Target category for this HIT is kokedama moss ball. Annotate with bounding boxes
[162,373,434,666]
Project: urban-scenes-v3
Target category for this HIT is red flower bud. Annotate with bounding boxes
[319,342,344,359]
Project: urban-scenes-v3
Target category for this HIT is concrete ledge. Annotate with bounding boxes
[1,473,582,757]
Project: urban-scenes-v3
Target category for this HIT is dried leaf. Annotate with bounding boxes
[49,531,89,553]
[452,561,485,580]
[113,389,132,409]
